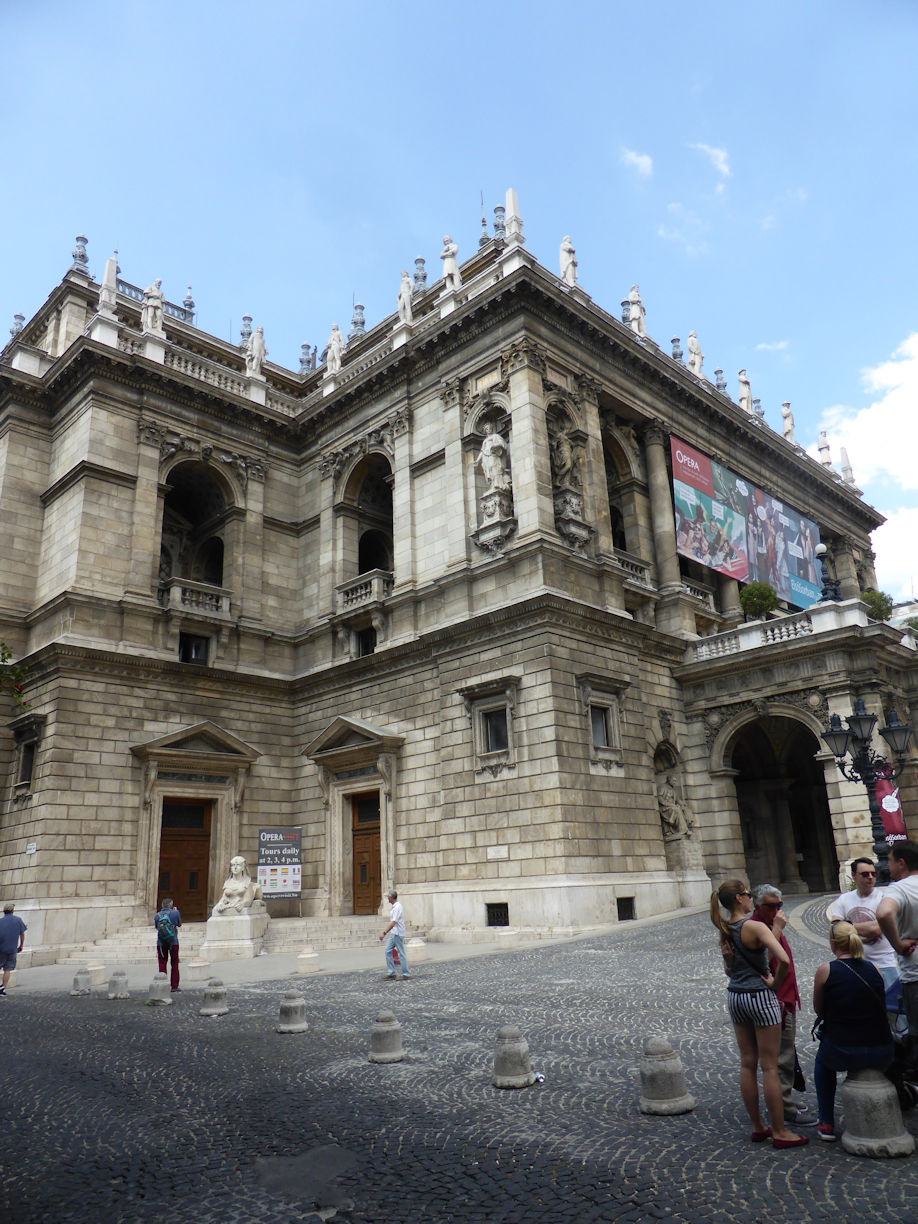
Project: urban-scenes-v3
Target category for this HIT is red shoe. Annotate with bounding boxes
[750,1127,772,1142]
[817,1123,836,1142]
[773,1134,809,1149]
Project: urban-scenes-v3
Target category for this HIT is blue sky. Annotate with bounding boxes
[4,1,917,598]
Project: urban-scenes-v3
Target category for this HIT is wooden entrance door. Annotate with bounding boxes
[352,790,381,915]
[158,799,212,921]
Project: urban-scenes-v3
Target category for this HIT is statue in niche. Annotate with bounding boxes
[657,774,696,842]
[687,330,704,377]
[781,401,795,443]
[738,369,753,414]
[475,421,511,492]
[628,285,647,337]
[397,270,414,325]
[212,855,262,915]
[245,326,267,376]
[141,279,165,334]
[559,236,578,287]
[440,235,462,291]
[549,428,580,489]
[325,323,345,374]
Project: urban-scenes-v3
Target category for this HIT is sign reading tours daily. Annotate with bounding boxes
[670,437,822,609]
[257,827,302,899]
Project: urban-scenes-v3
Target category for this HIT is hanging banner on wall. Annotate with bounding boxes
[670,436,822,609]
[876,775,907,844]
[257,827,302,898]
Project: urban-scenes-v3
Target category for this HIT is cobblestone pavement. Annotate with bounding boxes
[2,900,917,1224]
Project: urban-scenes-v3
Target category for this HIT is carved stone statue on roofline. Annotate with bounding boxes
[141,279,165,335]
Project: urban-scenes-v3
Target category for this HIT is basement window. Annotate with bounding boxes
[486,902,510,927]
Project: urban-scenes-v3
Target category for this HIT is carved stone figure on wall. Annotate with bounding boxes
[657,775,695,842]
[475,422,511,492]
[440,236,462,291]
[628,285,647,337]
[325,323,345,374]
[245,326,267,376]
[212,855,261,915]
[141,279,165,334]
[738,369,753,414]
[549,429,580,489]
[397,270,414,325]
[559,236,578,287]
[687,330,704,377]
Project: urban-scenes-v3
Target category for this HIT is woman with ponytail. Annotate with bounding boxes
[711,879,808,1148]
[811,920,895,1141]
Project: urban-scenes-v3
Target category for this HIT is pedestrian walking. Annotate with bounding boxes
[0,901,27,996]
[154,897,182,992]
[379,889,410,980]
[710,879,808,1148]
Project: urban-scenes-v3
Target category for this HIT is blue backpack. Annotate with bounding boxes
[156,911,177,946]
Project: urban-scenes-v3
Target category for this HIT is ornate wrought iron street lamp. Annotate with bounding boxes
[814,543,841,602]
[821,699,913,882]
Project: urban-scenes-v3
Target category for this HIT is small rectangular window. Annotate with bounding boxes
[482,708,509,753]
[179,634,210,665]
[590,705,610,749]
[355,627,377,657]
[17,741,36,786]
[617,896,636,921]
[188,871,199,891]
[486,902,510,927]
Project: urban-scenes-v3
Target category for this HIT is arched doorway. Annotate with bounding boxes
[731,715,836,892]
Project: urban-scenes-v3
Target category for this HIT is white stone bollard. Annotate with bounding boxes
[199,978,229,1018]
[86,964,107,986]
[70,969,92,996]
[406,936,428,965]
[295,946,320,974]
[369,1010,404,1063]
[492,1024,536,1089]
[840,1068,915,1157]
[276,990,309,1034]
[147,973,173,1005]
[107,969,130,999]
[638,1036,696,1114]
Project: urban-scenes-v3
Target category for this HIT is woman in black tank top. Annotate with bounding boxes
[711,879,808,1148]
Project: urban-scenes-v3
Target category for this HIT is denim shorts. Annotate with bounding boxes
[0,951,17,972]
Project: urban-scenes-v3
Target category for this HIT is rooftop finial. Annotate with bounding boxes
[840,446,856,485]
[10,313,24,338]
[71,235,90,275]
[183,286,195,321]
[504,188,524,245]
[348,302,366,342]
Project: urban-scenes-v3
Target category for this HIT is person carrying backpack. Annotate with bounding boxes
[154,897,182,992]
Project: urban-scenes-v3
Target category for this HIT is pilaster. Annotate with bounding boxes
[505,345,555,541]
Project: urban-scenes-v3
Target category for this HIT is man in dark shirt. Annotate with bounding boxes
[0,901,27,996]
[154,897,183,992]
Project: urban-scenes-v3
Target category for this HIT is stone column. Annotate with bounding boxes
[237,467,265,624]
[127,424,167,597]
[505,342,555,541]
[835,540,861,601]
[575,375,613,549]
[643,423,696,636]
[717,575,743,627]
[390,408,414,589]
[442,380,473,574]
[317,458,339,617]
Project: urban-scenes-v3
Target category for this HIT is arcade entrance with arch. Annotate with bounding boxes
[728,713,836,893]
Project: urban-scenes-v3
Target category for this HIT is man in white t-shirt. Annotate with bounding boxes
[832,857,900,996]
[877,841,918,1050]
[379,889,410,980]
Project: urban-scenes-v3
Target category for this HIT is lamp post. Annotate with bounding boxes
[821,699,913,882]
[814,542,841,602]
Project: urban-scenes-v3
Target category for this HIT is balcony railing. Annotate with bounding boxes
[158,578,232,616]
[336,569,394,613]
[684,599,871,664]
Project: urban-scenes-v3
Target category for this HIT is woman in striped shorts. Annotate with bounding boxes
[710,879,809,1148]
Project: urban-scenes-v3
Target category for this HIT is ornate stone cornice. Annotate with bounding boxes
[138,418,266,484]
[318,409,411,482]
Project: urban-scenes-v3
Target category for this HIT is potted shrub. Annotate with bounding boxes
[739,582,779,622]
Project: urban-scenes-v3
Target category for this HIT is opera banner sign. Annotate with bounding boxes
[257,827,302,899]
[670,436,822,609]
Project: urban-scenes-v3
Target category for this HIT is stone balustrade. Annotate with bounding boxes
[158,578,232,616]
[684,598,872,663]
[335,569,394,612]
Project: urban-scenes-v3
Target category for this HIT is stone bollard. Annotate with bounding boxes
[276,990,309,1034]
[107,969,130,1000]
[638,1036,696,1114]
[840,1068,915,1158]
[70,969,92,996]
[295,946,320,974]
[369,1010,404,1063]
[147,973,173,1005]
[199,978,229,1018]
[492,1024,536,1089]
[406,936,428,965]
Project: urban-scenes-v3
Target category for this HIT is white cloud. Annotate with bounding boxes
[688,142,731,178]
[814,334,918,599]
[620,148,653,177]
[756,340,789,353]
[656,202,708,256]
